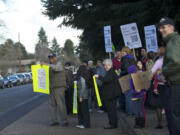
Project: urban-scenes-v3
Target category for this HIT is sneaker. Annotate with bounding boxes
[97,110,104,113]
[76,125,85,129]
[76,125,82,128]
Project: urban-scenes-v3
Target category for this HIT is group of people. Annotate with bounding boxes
[40,17,180,135]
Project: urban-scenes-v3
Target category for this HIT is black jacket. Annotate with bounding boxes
[120,54,136,77]
[99,68,121,100]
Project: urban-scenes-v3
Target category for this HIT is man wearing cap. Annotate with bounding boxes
[41,54,68,126]
[158,17,180,135]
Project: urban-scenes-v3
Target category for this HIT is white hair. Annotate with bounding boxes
[103,59,112,67]
[88,60,93,65]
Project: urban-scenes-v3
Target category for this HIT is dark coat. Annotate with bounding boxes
[99,68,121,100]
[162,32,180,84]
[120,54,136,77]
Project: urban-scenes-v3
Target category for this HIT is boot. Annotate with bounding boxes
[134,117,141,128]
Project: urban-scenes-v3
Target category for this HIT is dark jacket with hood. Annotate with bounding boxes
[120,54,136,77]
[99,68,121,100]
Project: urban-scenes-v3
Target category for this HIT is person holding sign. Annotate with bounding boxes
[120,47,136,116]
[41,54,68,127]
[94,59,121,129]
[76,65,91,129]
[128,63,146,129]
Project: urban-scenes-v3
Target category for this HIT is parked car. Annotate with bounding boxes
[13,73,26,84]
[0,75,4,89]
[23,73,31,83]
[3,77,12,88]
[7,76,20,86]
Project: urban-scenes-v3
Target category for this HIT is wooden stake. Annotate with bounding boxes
[109,52,112,59]
[133,48,137,61]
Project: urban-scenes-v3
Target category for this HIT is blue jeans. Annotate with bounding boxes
[133,98,145,118]
[125,90,135,115]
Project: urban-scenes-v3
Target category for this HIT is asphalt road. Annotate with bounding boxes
[0,84,39,116]
[0,84,48,131]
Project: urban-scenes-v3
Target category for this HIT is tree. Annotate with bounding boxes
[50,37,61,56]
[35,27,50,61]
[41,0,180,59]
[63,39,74,56]
[14,42,28,59]
[0,39,19,74]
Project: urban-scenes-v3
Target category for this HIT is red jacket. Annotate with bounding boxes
[112,57,121,70]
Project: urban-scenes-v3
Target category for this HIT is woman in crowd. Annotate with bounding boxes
[120,47,136,116]
[151,46,166,129]
[146,51,156,78]
[94,59,120,129]
[145,51,156,106]
[76,65,91,129]
[128,61,146,128]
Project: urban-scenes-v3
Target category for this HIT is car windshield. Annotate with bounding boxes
[17,74,23,78]
[25,74,29,77]
[9,76,16,80]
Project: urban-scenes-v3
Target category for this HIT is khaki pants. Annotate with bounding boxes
[49,87,67,123]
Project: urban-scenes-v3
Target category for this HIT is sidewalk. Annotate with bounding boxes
[0,101,169,135]
[0,101,128,135]
[119,109,169,135]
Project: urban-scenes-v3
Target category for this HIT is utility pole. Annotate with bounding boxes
[18,32,22,72]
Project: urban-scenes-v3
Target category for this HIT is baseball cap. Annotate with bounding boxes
[157,17,175,28]
[48,53,56,58]
[65,62,72,67]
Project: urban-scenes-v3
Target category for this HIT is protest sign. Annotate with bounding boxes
[31,65,50,95]
[119,74,131,93]
[131,72,151,91]
[104,25,112,52]
[144,25,158,52]
[73,81,78,114]
[120,23,142,49]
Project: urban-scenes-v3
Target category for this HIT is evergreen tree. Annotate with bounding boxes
[35,27,50,61]
[50,37,61,56]
[41,0,180,59]
[63,39,74,56]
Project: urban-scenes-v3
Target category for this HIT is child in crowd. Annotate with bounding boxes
[128,61,146,128]
[76,65,90,129]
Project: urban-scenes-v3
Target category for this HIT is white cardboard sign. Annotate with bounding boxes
[144,25,158,52]
[120,23,142,49]
[104,25,112,52]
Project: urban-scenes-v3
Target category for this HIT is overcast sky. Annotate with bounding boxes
[0,0,82,53]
